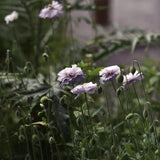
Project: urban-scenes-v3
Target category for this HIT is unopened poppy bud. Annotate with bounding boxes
[7,49,11,54]
[116,74,123,83]
[26,61,32,68]
[111,145,115,152]
[49,136,54,144]
[155,149,159,155]
[59,95,67,105]
[130,66,136,75]
[143,109,148,119]
[149,125,154,132]
[98,86,102,94]
[26,114,31,123]
[116,88,121,96]
[18,135,25,141]
[42,53,49,61]
[32,134,38,142]
[37,112,42,116]
[40,96,49,105]
[40,103,45,108]
[125,113,134,120]
[154,120,159,126]
[24,62,32,73]
[15,109,21,117]
[24,66,28,72]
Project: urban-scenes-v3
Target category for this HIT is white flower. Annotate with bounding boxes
[99,65,120,83]
[123,70,143,88]
[39,1,63,19]
[5,11,18,24]
[57,64,85,88]
[71,82,97,99]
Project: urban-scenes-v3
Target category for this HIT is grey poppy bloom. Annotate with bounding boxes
[123,70,143,88]
[5,11,18,24]
[39,1,63,19]
[71,82,98,99]
[57,64,85,88]
[99,65,120,83]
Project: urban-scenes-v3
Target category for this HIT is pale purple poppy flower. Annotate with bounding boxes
[71,82,98,99]
[39,1,63,19]
[5,11,18,24]
[57,64,85,88]
[123,70,143,88]
[99,65,120,83]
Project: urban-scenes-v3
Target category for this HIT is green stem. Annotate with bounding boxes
[112,82,139,149]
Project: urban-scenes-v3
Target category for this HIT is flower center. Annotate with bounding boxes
[106,72,114,77]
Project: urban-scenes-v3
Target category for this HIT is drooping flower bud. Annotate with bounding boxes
[130,66,136,75]
[116,88,121,96]
[125,113,134,120]
[49,136,54,144]
[40,96,51,105]
[32,134,38,143]
[98,86,102,94]
[59,95,67,105]
[143,109,148,119]
[116,74,123,84]
[42,53,49,62]
[18,135,25,142]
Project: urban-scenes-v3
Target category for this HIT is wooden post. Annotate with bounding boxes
[94,0,111,26]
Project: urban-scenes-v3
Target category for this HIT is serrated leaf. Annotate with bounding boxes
[88,67,104,77]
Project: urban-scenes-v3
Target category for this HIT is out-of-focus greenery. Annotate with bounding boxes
[1,0,160,160]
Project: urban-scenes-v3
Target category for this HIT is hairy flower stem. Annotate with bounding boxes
[84,93,94,133]
[49,128,61,160]
[35,128,44,160]
[22,126,32,160]
[104,90,118,159]
[124,91,140,150]
[80,103,90,157]
[134,61,159,147]
[66,99,76,158]
[2,126,13,160]
[132,85,145,131]
[112,82,138,148]
[103,88,116,146]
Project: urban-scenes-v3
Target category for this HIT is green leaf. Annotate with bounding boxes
[131,37,138,53]
[88,67,104,77]
[125,143,137,159]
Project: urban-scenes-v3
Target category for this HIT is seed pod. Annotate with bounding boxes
[130,66,136,74]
